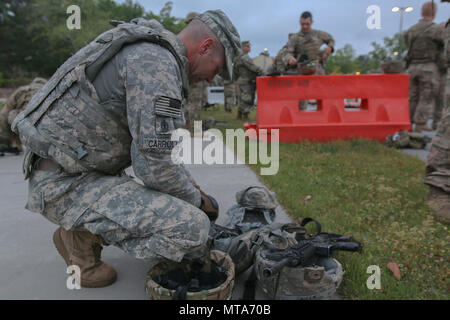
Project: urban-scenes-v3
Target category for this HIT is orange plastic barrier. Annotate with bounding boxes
[244,74,411,143]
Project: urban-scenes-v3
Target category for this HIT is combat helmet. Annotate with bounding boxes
[224,186,278,232]
[250,219,361,300]
[145,250,235,300]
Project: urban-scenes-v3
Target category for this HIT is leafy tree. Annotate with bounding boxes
[144,1,186,34]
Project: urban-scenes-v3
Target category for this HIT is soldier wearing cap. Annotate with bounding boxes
[12,10,241,288]
[284,11,335,75]
[404,1,444,132]
[423,0,450,224]
[234,40,263,120]
[183,12,209,133]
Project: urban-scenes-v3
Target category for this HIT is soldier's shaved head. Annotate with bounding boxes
[421,1,438,18]
[178,19,225,58]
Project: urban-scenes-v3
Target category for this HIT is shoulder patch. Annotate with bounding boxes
[155,96,182,118]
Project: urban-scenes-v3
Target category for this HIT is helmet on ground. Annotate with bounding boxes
[145,250,235,300]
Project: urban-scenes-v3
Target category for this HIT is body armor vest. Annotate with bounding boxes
[12,20,189,175]
[407,21,440,64]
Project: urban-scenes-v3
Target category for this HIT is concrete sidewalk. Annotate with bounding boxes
[0,136,290,300]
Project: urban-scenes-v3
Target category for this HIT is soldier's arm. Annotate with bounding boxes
[125,43,201,207]
[318,30,335,52]
[283,35,297,65]
[242,55,262,74]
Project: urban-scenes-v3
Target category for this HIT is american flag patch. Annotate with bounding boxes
[154,96,182,118]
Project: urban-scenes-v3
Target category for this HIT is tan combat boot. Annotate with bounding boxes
[53,227,117,287]
[236,111,242,120]
[427,186,450,224]
[242,113,249,121]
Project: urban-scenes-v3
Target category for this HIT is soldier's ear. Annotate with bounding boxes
[199,38,215,56]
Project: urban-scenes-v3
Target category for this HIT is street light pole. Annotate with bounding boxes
[392,6,414,33]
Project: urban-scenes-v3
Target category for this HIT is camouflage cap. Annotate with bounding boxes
[241,41,250,47]
[236,186,278,210]
[185,12,199,24]
[195,10,242,81]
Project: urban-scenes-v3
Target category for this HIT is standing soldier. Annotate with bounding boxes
[434,21,448,129]
[424,1,450,224]
[284,11,334,75]
[223,79,235,112]
[183,12,208,133]
[404,1,444,132]
[234,41,263,120]
[0,77,46,153]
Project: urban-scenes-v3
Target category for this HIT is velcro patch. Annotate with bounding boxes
[154,96,182,118]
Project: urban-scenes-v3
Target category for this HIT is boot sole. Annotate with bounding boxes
[53,228,117,288]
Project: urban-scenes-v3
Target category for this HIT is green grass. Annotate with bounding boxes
[201,106,449,300]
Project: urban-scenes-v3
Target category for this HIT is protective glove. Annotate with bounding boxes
[194,184,219,221]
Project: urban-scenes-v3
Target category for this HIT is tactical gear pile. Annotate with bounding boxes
[209,186,363,300]
[384,130,431,149]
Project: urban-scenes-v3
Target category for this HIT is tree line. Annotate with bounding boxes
[0,0,185,86]
[1,0,405,87]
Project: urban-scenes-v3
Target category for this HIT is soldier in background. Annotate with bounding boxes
[234,41,263,120]
[404,1,444,132]
[223,79,235,112]
[423,1,449,224]
[0,77,46,153]
[269,33,296,74]
[183,12,208,133]
[253,48,273,74]
[284,11,334,75]
[434,20,448,129]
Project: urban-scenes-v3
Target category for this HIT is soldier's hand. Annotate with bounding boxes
[322,47,333,61]
[194,184,219,221]
[288,57,297,66]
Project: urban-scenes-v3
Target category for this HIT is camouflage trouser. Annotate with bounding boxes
[184,82,205,132]
[224,83,235,112]
[27,165,210,262]
[0,109,11,147]
[237,83,255,115]
[424,107,450,193]
[408,62,440,125]
[434,69,448,125]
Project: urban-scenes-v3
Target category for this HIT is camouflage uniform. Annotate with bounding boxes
[283,29,335,75]
[184,80,207,132]
[434,22,449,127]
[12,12,242,263]
[234,44,262,116]
[404,19,444,126]
[0,78,46,149]
[424,19,450,211]
[223,80,235,112]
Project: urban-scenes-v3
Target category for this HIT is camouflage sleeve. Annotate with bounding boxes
[318,30,335,51]
[242,54,261,74]
[283,34,297,63]
[124,42,201,207]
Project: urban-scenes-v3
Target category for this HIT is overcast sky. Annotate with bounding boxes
[123,0,449,58]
